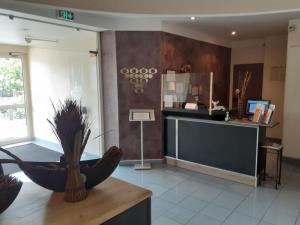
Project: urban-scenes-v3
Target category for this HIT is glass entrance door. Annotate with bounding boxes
[0,57,30,144]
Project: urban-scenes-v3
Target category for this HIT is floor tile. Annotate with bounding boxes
[177,196,208,212]
[258,222,275,225]
[263,207,297,225]
[235,196,271,219]
[153,176,182,189]
[164,205,196,224]
[248,187,279,204]
[152,216,182,225]
[111,163,300,225]
[228,183,254,196]
[224,212,260,225]
[160,189,188,204]
[148,184,168,197]
[201,203,232,221]
[152,198,174,220]
[270,195,300,216]
[186,213,222,225]
[213,190,245,210]
[172,180,201,194]
[191,184,223,202]
[167,173,190,183]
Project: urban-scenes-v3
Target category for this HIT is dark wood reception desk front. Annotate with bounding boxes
[163,110,278,186]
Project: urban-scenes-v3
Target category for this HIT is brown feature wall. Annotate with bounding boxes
[115,31,163,160]
[161,32,231,107]
[101,31,231,160]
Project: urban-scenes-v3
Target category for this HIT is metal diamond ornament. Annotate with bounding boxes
[120,67,158,94]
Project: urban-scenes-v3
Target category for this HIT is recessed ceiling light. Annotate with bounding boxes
[190,16,196,20]
[231,31,237,36]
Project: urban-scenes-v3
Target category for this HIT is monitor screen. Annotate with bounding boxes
[246,99,270,115]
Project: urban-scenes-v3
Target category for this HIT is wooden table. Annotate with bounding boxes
[0,177,152,225]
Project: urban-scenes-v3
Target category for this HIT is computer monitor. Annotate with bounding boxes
[246,99,270,115]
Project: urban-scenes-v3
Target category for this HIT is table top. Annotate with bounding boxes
[0,177,152,225]
[230,118,280,128]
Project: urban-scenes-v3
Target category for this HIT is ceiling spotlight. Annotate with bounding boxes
[231,31,237,36]
[190,16,196,20]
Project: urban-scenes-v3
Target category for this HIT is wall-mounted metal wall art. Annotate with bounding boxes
[120,67,158,94]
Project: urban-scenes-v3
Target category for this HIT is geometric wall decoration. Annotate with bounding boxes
[120,67,158,94]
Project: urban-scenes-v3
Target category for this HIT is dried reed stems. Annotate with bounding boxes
[0,175,22,190]
[240,71,252,101]
[48,99,90,202]
[0,174,22,214]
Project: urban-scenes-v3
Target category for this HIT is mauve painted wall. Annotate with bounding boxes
[115,31,163,160]
[101,31,231,160]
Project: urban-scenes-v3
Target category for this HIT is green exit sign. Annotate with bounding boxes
[57,10,74,22]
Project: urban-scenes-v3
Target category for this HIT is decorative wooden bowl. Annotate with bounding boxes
[19,146,122,192]
[0,175,22,214]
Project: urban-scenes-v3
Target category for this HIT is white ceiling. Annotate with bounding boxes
[0,14,97,51]
[1,2,300,49]
[163,11,300,41]
[12,0,300,16]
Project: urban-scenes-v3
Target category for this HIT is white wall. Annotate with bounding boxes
[28,45,101,156]
[262,36,287,138]
[283,19,300,159]
[0,44,28,54]
[229,36,287,139]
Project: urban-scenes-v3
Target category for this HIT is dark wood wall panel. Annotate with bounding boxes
[161,32,231,107]
[116,31,163,160]
[101,31,231,160]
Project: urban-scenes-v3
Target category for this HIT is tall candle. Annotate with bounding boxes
[209,72,213,115]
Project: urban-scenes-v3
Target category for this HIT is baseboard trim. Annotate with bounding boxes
[283,156,300,167]
[119,158,164,166]
[165,157,257,187]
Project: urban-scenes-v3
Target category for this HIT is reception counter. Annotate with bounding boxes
[163,109,277,186]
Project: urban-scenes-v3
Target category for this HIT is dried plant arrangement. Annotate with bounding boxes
[47,99,89,202]
[0,175,22,214]
[235,71,252,118]
[0,99,122,200]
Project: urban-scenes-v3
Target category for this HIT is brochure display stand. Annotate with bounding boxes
[129,109,155,170]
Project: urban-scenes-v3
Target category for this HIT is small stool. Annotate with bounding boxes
[260,142,283,189]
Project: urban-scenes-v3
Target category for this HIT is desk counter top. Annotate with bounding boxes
[165,115,279,128]
[163,109,279,128]
[228,118,279,128]
[0,177,152,225]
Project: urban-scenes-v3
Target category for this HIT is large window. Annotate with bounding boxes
[0,57,30,144]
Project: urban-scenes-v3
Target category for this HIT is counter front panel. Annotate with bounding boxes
[178,120,258,176]
[164,119,176,158]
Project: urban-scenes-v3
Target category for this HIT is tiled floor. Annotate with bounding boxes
[112,162,300,225]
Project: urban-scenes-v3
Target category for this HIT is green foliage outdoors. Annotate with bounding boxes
[0,58,24,97]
